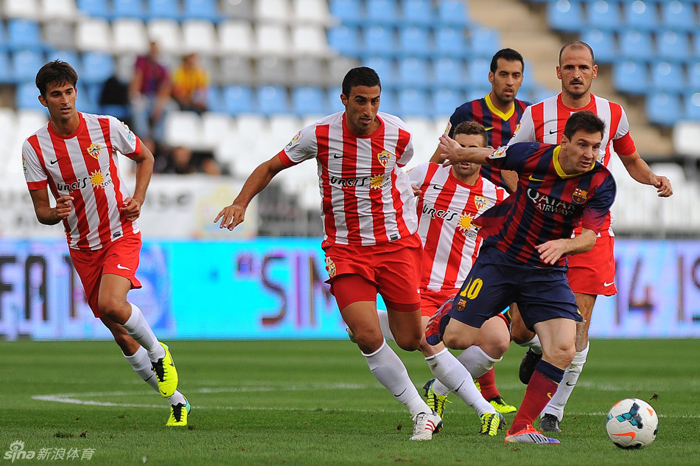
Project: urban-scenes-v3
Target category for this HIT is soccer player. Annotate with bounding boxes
[426,111,617,444]
[214,67,442,441]
[507,41,673,433]
[372,121,510,435]
[22,60,188,427]
[426,48,531,414]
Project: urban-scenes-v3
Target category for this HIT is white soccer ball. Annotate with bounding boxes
[606,398,659,449]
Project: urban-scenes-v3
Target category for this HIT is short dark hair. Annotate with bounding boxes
[559,40,595,66]
[342,66,381,98]
[490,48,525,73]
[35,60,78,97]
[563,111,605,140]
[453,121,488,147]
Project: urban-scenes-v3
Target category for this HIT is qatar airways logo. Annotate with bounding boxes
[527,189,576,216]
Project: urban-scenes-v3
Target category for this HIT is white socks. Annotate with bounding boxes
[426,348,495,417]
[456,346,501,379]
[541,342,590,421]
[520,334,542,354]
[123,346,159,392]
[122,303,165,361]
[376,310,395,342]
[363,341,431,418]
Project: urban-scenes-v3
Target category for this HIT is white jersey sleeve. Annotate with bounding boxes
[282,123,319,164]
[22,139,47,188]
[108,116,140,157]
[506,105,536,146]
[407,162,430,185]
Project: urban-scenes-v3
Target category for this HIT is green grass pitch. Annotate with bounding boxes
[1,339,698,465]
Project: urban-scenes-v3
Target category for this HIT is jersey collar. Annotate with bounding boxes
[553,145,594,178]
[485,93,515,121]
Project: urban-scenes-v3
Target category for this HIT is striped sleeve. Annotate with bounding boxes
[22,137,47,190]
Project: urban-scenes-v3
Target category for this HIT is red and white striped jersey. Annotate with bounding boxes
[279,112,417,247]
[508,93,637,236]
[409,163,507,292]
[23,112,142,250]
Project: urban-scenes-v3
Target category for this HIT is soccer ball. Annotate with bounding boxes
[606,398,658,449]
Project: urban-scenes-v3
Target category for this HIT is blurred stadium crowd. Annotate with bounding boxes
[1,0,698,237]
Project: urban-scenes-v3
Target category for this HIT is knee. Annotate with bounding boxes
[353,328,386,354]
[486,335,511,358]
[443,329,470,350]
[394,331,421,352]
[544,342,576,368]
[98,295,128,322]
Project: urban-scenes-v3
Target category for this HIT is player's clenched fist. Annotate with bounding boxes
[214,204,246,230]
[55,195,74,220]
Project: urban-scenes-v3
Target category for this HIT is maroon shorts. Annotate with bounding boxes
[567,234,617,296]
[325,233,422,312]
[69,233,143,317]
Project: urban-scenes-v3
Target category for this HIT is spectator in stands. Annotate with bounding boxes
[172,53,210,114]
[158,146,221,176]
[129,41,175,144]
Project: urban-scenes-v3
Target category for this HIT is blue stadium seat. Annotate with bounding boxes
[618,29,655,61]
[587,0,622,30]
[0,51,13,84]
[292,86,327,116]
[467,58,490,87]
[651,61,686,93]
[362,26,397,58]
[16,82,45,110]
[623,0,659,30]
[329,0,364,26]
[326,86,344,113]
[693,33,700,59]
[434,27,469,59]
[362,57,398,89]
[683,92,700,120]
[689,62,700,89]
[432,88,462,117]
[398,57,430,89]
[398,27,433,59]
[77,0,110,18]
[328,26,362,58]
[183,0,221,23]
[80,52,115,85]
[206,85,225,114]
[470,27,501,59]
[256,85,290,115]
[76,85,99,114]
[113,0,147,20]
[224,85,255,115]
[7,19,47,52]
[645,92,683,126]
[401,0,436,27]
[657,31,691,62]
[437,0,470,28]
[547,0,585,33]
[612,60,649,94]
[661,1,697,32]
[47,50,82,76]
[12,50,45,83]
[465,86,491,102]
[580,29,617,64]
[366,0,400,26]
[378,89,398,114]
[397,88,430,117]
[148,0,181,20]
[433,57,466,90]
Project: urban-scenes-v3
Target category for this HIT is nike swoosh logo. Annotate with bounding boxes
[604,281,614,287]
[483,126,494,131]
[529,175,546,182]
[548,129,558,135]
[117,264,131,270]
[50,159,59,165]
[432,185,443,190]
[612,432,636,440]
[547,392,553,399]
[393,388,407,398]
[565,381,575,386]
[332,153,342,159]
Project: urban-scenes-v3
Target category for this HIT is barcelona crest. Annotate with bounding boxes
[456,298,467,312]
[572,188,588,204]
[377,150,392,167]
[87,143,101,159]
[474,196,488,210]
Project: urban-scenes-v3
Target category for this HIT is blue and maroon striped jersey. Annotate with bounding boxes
[482,142,616,267]
[446,94,530,192]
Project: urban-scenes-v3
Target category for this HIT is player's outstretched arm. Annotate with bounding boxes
[215,154,287,231]
[438,134,494,165]
[535,229,597,265]
[29,189,73,225]
[618,151,673,197]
